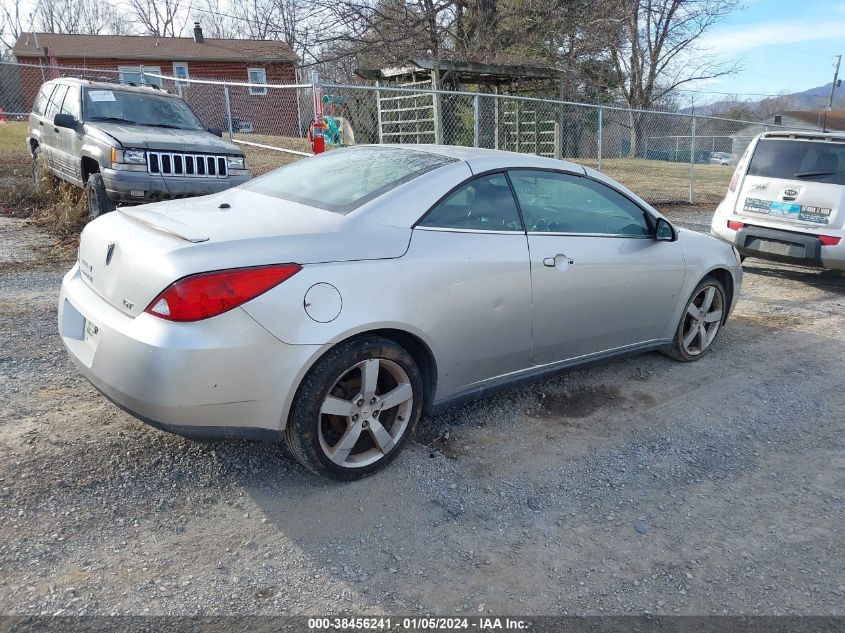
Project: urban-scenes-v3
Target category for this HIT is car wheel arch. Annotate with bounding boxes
[287,328,439,428]
[81,156,100,183]
[702,267,734,324]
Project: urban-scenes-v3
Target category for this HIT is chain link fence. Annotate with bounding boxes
[0,59,822,206]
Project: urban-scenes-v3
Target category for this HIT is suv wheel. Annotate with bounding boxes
[85,173,115,219]
[285,335,423,480]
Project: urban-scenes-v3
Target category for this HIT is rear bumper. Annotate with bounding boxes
[101,168,250,203]
[712,221,845,271]
[58,265,322,439]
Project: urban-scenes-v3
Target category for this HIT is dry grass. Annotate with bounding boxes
[233,133,313,176]
[231,132,733,205]
[0,121,729,245]
[575,157,733,205]
[0,121,87,238]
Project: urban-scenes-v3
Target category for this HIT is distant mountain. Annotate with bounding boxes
[681,82,845,117]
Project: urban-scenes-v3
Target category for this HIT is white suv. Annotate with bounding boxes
[710,131,845,270]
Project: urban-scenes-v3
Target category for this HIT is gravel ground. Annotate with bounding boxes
[0,210,843,617]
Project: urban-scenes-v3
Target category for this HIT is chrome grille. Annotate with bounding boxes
[147,152,228,178]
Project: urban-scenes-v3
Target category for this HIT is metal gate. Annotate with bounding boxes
[498,100,556,157]
[377,76,438,144]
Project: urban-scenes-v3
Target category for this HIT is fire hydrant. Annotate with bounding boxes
[309,118,326,154]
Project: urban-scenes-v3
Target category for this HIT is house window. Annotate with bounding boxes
[172,62,189,85]
[118,65,162,87]
[248,68,267,95]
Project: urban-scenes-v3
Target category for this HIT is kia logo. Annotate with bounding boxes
[784,188,799,197]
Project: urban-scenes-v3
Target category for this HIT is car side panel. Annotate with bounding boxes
[241,229,534,401]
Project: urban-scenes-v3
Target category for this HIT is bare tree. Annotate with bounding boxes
[127,0,192,36]
[0,0,24,52]
[33,0,130,36]
[608,0,740,156]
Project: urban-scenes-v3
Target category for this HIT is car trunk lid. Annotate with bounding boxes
[77,189,410,317]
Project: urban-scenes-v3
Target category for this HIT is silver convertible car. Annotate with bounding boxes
[59,146,742,479]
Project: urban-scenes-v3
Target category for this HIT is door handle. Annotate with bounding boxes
[38,121,43,126]
[543,254,575,269]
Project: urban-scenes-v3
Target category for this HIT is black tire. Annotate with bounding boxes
[662,276,727,362]
[285,335,424,481]
[85,172,115,219]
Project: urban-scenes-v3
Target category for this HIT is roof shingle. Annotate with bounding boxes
[13,32,297,63]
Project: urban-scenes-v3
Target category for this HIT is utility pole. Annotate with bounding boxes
[828,55,841,110]
[824,55,841,133]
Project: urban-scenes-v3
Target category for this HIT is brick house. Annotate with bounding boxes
[12,25,301,135]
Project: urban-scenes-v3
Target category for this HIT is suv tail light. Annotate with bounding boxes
[727,220,744,230]
[728,172,739,192]
[819,235,841,246]
[146,264,302,322]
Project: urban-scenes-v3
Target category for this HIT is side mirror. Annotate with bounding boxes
[207,127,223,138]
[655,217,677,242]
[53,113,79,131]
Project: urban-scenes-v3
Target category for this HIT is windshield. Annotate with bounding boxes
[747,138,845,185]
[241,146,457,213]
[82,88,204,130]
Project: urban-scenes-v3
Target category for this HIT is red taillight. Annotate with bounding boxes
[819,235,841,246]
[145,263,302,322]
[728,173,738,192]
[727,220,744,230]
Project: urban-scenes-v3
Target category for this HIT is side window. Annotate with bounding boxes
[419,173,523,231]
[248,68,268,95]
[60,85,81,119]
[32,84,54,115]
[173,62,189,86]
[44,84,68,119]
[509,170,651,236]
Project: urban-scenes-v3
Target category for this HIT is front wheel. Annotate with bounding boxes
[284,335,423,480]
[663,277,726,362]
[85,173,115,219]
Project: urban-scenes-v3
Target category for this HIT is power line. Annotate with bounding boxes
[674,88,803,98]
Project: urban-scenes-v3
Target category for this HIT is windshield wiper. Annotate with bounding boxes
[794,169,845,178]
[88,117,138,125]
[143,123,188,130]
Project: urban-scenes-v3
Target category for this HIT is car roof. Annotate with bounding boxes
[44,77,177,98]
[375,144,587,175]
[760,130,845,142]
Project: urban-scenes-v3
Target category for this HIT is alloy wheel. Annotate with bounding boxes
[317,358,414,468]
[681,284,724,356]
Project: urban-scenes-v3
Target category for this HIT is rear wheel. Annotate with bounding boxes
[663,277,726,362]
[284,335,423,480]
[85,173,114,219]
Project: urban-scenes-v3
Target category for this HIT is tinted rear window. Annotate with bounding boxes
[747,138,845,185]
[241,146,456,213]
